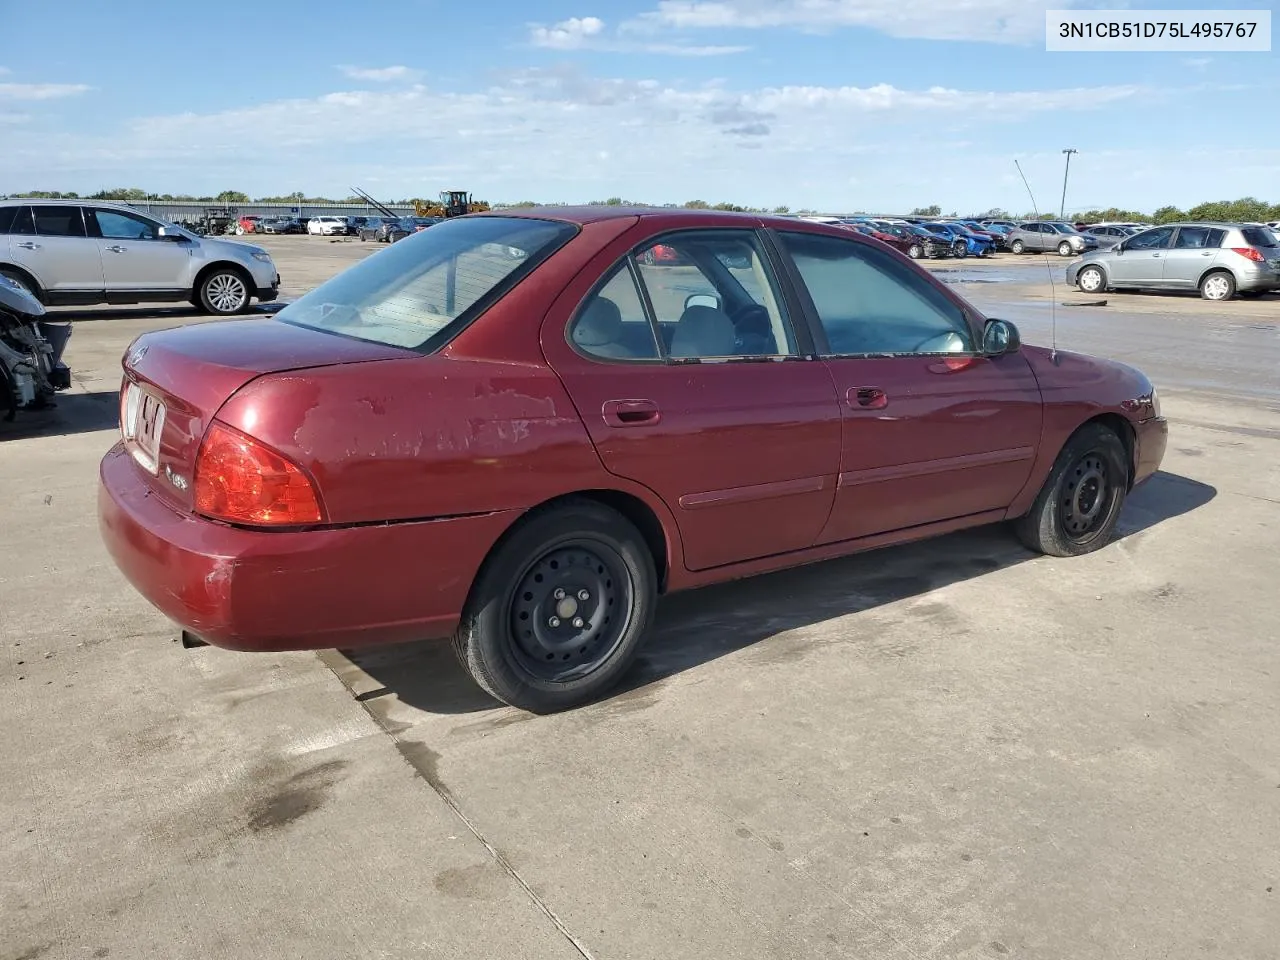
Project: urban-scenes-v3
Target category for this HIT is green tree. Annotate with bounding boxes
[911,204,941,217]
[772,205,790,214]
[214,190,250,203]
[682,199,710,209]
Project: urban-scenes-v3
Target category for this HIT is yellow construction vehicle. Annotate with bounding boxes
[413,190,490,218]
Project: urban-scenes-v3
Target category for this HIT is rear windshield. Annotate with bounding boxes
[277,216,577,350]
[1241,227,1278,247]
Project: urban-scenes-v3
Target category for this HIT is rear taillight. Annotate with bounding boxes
[1229,247,1264,262]
[193,421,323,526]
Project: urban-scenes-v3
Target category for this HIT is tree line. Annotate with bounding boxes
[6,189,1278,224]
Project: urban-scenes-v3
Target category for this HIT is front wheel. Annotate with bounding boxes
[1011,239,1025,254]
[1012,423,1129,558]
[198,269,250,315]
[1058,241,1073,257]
[452,499,658,713]
[1077,265,1106,293]
[1199,270,1235,301]
[907,243,922,259]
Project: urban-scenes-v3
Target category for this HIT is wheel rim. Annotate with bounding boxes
[1203,275,1230,300]
[507,539,633,682]
[206,273,247,312]
[1060,451,1115,544]
[909,245,921,259]
[1013,242,1023,253]
[1080,268,1103,292]
[1060,243,1071,256]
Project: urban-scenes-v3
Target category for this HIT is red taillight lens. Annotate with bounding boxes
[193,421,323,526]
[1229,247,1264,262]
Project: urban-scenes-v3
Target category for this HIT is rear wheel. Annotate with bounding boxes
[1199,270,1235,301]
[197,268,250,315]
[1012,423,1129,558]
[452,499,657,712]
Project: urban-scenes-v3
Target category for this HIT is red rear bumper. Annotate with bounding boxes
[98,443,519,652]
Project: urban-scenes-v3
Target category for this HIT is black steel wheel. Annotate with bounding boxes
[1012,423,1129,557]
[453,498,657,712]
[508,541,632,682]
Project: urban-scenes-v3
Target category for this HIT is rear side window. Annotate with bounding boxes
[32,205,87,238]
[0,206,16,234]
[1241,227,1277,247]
[277,215,577,351]
[1174,227,1218,249]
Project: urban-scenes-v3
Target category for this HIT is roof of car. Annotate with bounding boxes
[481,205,810,229]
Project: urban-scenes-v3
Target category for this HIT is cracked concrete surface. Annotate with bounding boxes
[2,239,1278,959]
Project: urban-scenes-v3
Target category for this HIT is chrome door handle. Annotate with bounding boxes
[848,386,888,410]
[15,241,39,250]
[105,245,126,253]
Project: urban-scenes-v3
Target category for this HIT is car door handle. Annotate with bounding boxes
[602,399,661,426]
[1152,253,1161,258]
[105,245,127,253]
[15,241,39,250]
[847,386,888,410]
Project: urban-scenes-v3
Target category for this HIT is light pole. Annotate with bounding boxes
[1060,148,1078,220]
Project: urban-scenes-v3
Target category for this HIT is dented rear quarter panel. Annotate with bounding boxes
[213,217,647,527]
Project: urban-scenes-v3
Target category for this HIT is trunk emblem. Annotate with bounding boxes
[165,465,188,491]
[127,343,149,367]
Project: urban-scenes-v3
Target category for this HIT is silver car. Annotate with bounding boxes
[1066,222,1280,301]
[1080,224,1138,250]
[0,199,281,315]
[1007,220,1099,257]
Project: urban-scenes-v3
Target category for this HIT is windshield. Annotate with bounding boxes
[276,215,577,350]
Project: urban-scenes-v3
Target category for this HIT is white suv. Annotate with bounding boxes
[307,216,350,236]
[0,199,281,315]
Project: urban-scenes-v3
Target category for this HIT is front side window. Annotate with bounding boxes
[278,216,577,350]
[1127,226,1175,250]
[777,231,974,356]
[32,205,86,238]
[92,208,160,240]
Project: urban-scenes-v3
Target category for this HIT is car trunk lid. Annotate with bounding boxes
[119,317,413,512]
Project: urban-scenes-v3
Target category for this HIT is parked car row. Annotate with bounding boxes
[357,216,443,243]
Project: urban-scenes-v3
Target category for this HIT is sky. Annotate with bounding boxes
[1,0,1277,214]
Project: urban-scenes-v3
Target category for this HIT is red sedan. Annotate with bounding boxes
[99,207,1168,712]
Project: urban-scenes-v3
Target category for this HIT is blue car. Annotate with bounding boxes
[922,222,994,258]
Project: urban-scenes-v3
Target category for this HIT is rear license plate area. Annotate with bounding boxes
[122,381,166,474]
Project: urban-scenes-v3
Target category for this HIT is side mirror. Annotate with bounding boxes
[1114,241,1126,253]
[157,226,187,242]
[983,318,1020,356]
[685,293,721,311]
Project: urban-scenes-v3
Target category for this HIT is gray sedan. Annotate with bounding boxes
[1066,222,1280,301]
[1080,224,1138,250]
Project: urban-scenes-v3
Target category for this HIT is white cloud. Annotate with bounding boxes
[338,65,424,82]
[0,82,92,100]
[624,0,1093,44]
[0,68,1253,213]
[0,67,11,76]
[529,15,748,55]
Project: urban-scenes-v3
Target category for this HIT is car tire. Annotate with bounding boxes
[1077,265,1106,294]
[1012,422,1129,558]
[452,498,658,713]
[1199,270,1236,301]
[1058,241,1073,257]
[1011,239,1025,254]
[197,268,251,316]
[907,243,922,259]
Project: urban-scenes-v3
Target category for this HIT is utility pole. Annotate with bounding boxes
[1060,148,1078,220]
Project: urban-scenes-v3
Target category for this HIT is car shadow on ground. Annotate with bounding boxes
[341,469,1216,716]
[0,390,120,439]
